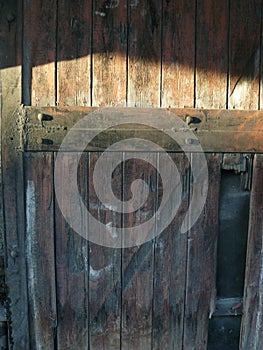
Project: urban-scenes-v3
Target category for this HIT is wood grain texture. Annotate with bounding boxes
[127,0,162,107]
[55,153,89,349]
[195,1,229,108]
[22,106,263,153]
[183,154,221,349]
[228,0,261,110]
[152,153,190,350]
[0,0,30,348]
[23,0,57,106]
[92,0,127,107]
[24,153,57,349]
[57,0,91,106]
[240,154,263,350]
[2,112,30,349]
[121,155,157,349]
[89,152,122,350]
[161,0,195,108]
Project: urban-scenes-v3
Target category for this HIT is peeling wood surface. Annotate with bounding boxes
[1,0,263,349]
[24,153,57,349]
[240,154,263,350]
[89,152,122,350]
[55,153,89,349]
[1,0,30,348]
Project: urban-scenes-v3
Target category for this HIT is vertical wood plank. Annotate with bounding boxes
[127,0,162,107]
[2,115,29,350]
[55,153,89,349]
[24,153,57,349]
[0,0,29,347]
[196,1,229,108]
[23,0,57,106]
[121,155,157,349]
[57,0,92,107]
[183,154,221,349]
[228,0,261,110]
[89,152,122,350]
[161,0,195,108]
[92,0,127,107]
[152,153,190,350]
[240,154,263,350]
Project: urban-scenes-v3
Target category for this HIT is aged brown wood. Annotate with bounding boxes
[183,154,221,349]
[161,0,195,108]
[21,106,263,153]
[2,110,30,349]
[89,152,122,350]
[121,155,157,349]
[240,154,263,350]
[92,0,127,106]
[57,0,91,106]
[152,153,190,349]
[55,153,89,349]
[196,1,229,108]
[228,0,261,109]
[0,0,30,347]
[24,153,57,349]
[23,0,57,106]
[127,0,162,106]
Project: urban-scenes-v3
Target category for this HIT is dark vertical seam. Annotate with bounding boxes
[55,0,59,106]
[126,0,130,106]
[86,152,90,350]
[182,155,191,350]
[22,0,31,105]
[160,0,164,108]
[226,0,231,109]
[90,1,94,106]
[194,0,198,108]
[258,0,263,109]
[150,153,159,350]
[52,152,58,350]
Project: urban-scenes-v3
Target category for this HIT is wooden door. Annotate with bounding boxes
[2,106,263,350]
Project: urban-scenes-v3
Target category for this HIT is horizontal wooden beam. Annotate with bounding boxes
[11,106,263,152]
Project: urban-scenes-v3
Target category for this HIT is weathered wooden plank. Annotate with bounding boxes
[127,0,162,106]
[92,0,127,106]
[152,153,190,350]
[196,1,229,108]
[55,152,89,349]
[228,0,261,110]
[89,152,122,350]
[121,155,157,349]
[57,0,91,106]
[22,107,263,153]
[183,154,221,349]
[240,154,263,350]
[0,0,30,347]
[2,111,30,349]
[24,153,57,349]
[23,0,57,106]
[161,0,195,108]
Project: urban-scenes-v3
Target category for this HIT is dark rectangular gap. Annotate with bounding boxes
[208,170,250,350]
